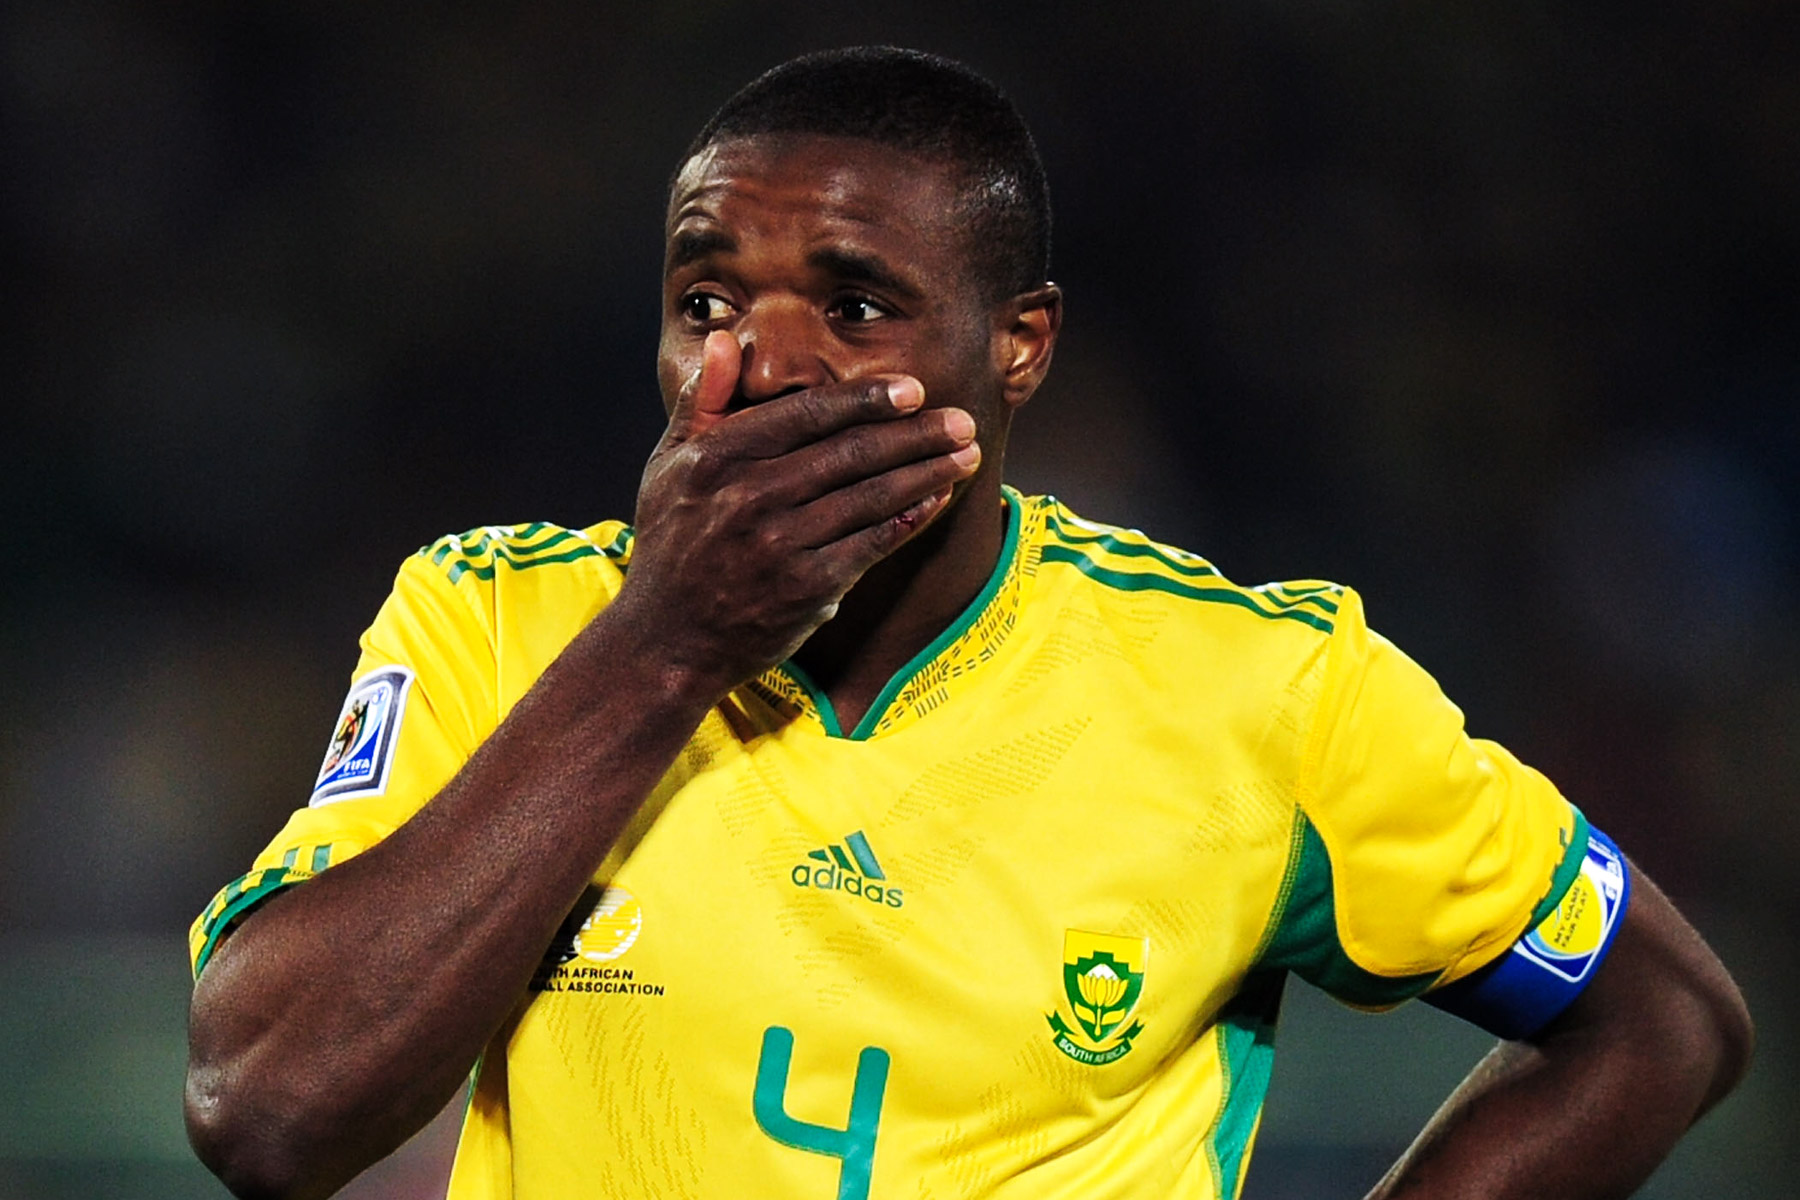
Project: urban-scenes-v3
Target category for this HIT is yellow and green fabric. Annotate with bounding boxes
[192,487,1584,1200]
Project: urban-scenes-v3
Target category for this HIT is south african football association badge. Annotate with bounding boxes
[1046,930,1148,1065]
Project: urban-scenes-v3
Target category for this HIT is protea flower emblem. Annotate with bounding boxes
[1077,961,1130,1020]
[1049,931,1148,1062]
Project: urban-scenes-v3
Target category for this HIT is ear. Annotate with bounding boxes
[994,284,1062,411]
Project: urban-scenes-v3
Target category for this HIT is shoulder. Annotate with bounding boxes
[367,519,636,657]
[1019,491,1347,640]
[1010,490,1355,744]
[411,519,635,587]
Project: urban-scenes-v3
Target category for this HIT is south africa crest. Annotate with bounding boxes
[1046,930,1147,1065]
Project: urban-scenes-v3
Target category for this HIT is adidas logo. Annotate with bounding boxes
[790,830,904,908]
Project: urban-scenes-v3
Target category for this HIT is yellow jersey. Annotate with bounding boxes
[191,486,1585,1200]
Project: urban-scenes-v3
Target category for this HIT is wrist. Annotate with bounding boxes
[574,587,741,716]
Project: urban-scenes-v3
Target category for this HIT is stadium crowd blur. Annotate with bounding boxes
[2,3,1796,1197]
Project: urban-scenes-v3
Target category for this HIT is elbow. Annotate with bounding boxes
[185,1065,302,1200]
[1542,865,1755,1124]
[185,1057,339,1200]
[183,1070,259,1198]
[186,932,343,1199]
[1696,967,1754,1114]
[1637,931,1756,1121]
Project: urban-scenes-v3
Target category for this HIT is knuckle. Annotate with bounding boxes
[753,520,789,558]
[679,443,724,489]
[874,465,920,506]
[800,556,849,601]
[792,388,834,433]
[713,479,758,517]
[832,427,882,476]
[877,509,916,549]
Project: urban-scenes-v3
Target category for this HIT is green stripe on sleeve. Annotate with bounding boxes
[1527,808,1592,929]
[599,525,633,559]
[1250,587,1341,615]
[1039,545,1336,634]
[505,544,605,572]
[1254,811,1439,1006]
[1041,511,1341,620]
[428,522,632,584]
[1042,512,1223,579]
[192,868,297,979]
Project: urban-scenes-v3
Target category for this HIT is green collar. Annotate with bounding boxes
[753,486,1026,740]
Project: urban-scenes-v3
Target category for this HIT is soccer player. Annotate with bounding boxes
[185,47,1751,1200]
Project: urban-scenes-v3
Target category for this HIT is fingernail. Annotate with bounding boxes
[950,443,981,468]
[943,409,975,442]
[888,378,924,411]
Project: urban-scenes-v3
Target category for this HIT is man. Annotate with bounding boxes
[185,47,1751,1200]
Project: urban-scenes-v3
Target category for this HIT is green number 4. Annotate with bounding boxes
[753,1025,891,1200]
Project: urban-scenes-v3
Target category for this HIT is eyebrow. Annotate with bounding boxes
[807,247,922,301]
[665,227,736,275]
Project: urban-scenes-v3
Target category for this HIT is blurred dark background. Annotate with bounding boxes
[2,2,1795,1196]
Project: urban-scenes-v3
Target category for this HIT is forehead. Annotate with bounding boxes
[666,135,965,260]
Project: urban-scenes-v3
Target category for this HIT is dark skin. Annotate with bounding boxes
[184,134,1059,1200]
[1370,866,1751,1199]
[184,134,1750,1200]
[653,136,1059,728]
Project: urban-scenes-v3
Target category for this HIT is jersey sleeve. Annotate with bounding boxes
[1257,587,1587,1008]
[188,551,499,977]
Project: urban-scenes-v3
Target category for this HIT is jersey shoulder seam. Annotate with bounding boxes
[1030,497,1343,634]
[415,519,633,585]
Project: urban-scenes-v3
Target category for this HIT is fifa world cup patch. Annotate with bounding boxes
[1046,930,1148,1065]
[310,667,414,806]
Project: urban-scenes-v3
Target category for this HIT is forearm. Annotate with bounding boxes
[1368,869,1752,1200]
[185,595,724,1199]
[1369,1029,1704,1199]
[185,358,977,1198]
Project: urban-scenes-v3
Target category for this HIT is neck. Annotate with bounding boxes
[790,474,1009,733]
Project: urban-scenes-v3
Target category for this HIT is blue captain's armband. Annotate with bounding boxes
[1426,825,1631,1040]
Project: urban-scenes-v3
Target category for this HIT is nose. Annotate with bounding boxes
[735,300,832,402]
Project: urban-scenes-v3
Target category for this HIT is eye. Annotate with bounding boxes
[830,295,891,324]
[680,292,734,324]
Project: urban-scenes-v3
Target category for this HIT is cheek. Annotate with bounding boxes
[920,351,1007,440]
[909,309,995,384]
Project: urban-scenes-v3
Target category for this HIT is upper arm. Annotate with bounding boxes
[188,551,499,978]
[1536,859,1752,1113]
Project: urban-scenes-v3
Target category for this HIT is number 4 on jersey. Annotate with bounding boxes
[753,1026,890,1200]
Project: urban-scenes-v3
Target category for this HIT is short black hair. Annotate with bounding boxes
[682,46,1051,303]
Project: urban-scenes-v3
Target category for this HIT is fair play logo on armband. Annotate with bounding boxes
[310,667,414,806]
[1515,832,1628,984]
[1425,824,1632,1039]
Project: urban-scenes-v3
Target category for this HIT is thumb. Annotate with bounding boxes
[664,331,740,447]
